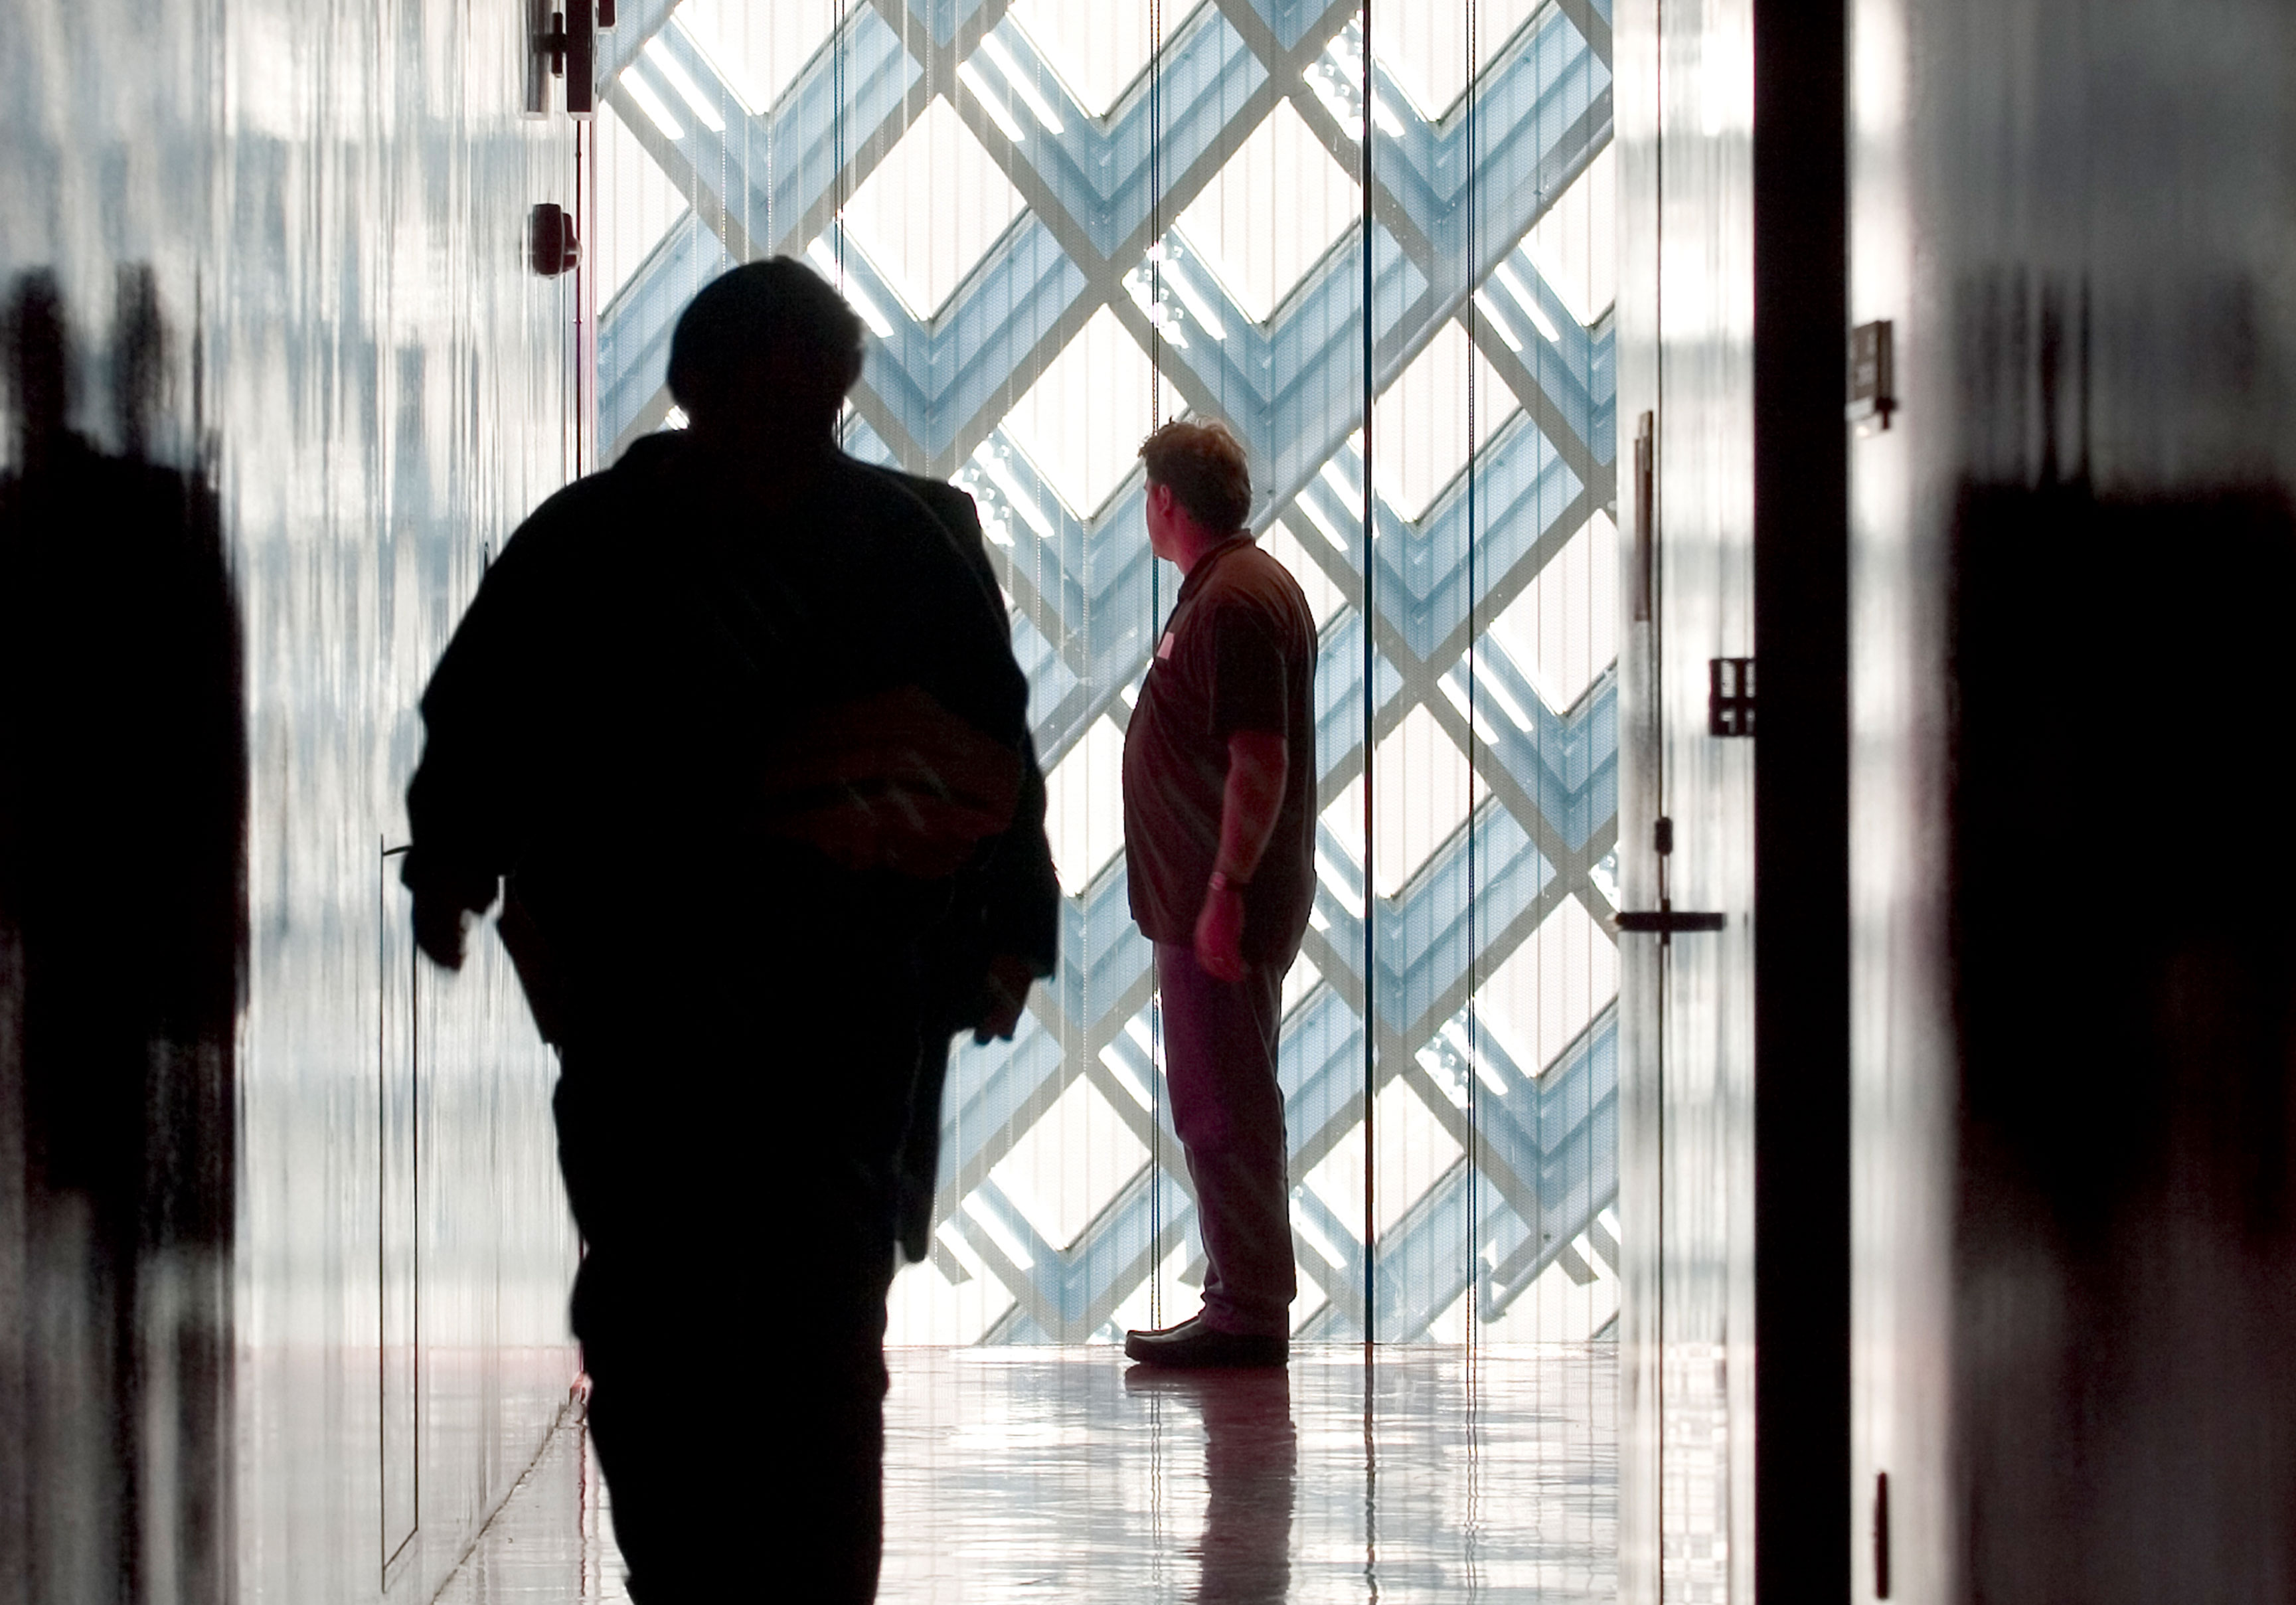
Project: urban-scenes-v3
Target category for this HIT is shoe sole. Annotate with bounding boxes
[1122,1337,1287,1367]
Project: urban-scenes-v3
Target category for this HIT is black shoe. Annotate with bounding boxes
[1123,1315,1287,1368]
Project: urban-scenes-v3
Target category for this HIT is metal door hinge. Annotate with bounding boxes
[526,0,598,116]
[1708,657,1755,736]
[1849,320,1896,434]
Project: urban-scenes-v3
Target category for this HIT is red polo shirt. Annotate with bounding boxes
[1121,537,1318,967]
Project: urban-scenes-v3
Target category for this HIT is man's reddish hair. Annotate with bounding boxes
[1138,419,1252,532]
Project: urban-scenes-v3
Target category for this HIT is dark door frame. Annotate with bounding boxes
[1752,1,1851,1598]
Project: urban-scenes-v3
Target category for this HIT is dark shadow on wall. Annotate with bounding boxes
[0,267,244,1605]
[1953,471,2296,1602]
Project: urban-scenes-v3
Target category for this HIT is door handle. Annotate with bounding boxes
[1613,902,1726,937]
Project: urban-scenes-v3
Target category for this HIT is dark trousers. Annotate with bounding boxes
[1155,942,1297,1337]
[552,994,916,1604]
[571,1227,895,1603]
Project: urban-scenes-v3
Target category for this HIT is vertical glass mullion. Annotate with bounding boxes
[1360,0,1380,1347]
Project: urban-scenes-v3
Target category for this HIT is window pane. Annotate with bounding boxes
[594,0,1617,1348]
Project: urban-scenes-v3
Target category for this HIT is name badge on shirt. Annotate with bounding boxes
[1156,630,1176,660]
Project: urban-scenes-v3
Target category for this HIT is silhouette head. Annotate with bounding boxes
[667,258,864,446]
[5,271,72,468]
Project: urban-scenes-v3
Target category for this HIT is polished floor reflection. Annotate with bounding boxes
[437,1344,1614,1603]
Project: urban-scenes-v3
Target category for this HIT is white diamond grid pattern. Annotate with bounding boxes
[592,0,1617,1345]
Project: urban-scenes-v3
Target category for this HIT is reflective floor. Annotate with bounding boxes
[436,1343,1613,1603]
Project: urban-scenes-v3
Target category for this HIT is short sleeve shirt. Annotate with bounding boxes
[1121,538,1319,966]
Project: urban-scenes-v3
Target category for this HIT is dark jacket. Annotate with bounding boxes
[403,434,1035,1047]
[861,463,1060,1015]
[858,465,1062,1262]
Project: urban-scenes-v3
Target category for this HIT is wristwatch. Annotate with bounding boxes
[1208,870,1249,894]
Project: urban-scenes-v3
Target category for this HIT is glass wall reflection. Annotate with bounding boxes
[3,1,582,1597]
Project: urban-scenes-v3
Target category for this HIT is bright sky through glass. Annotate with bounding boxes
[843,96,1026,318]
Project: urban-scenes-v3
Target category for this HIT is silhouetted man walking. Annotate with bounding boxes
[402,259,1050,1601]
[1120,421,1317,1369]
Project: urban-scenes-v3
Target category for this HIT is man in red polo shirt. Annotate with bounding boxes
[1121,420,1318,1367]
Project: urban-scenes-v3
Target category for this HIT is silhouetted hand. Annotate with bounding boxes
[973,952,1036,1043]
[413,890,471,971]
[1194,883,1248,983]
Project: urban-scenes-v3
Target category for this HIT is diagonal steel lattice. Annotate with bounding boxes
[596,0,1617,1341]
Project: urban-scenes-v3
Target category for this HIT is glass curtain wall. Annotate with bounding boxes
[590,0,1616,1348]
